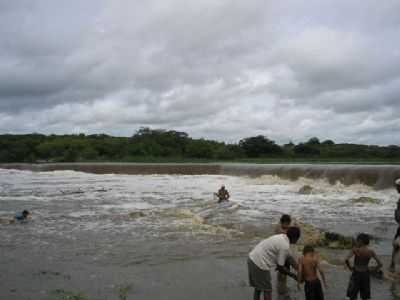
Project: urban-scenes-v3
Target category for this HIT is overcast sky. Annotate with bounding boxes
[0,1,399,145]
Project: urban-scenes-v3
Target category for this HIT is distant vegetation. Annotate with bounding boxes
[1,127,400,163]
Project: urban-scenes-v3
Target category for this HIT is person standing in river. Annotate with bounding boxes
[390,178,400,272]
[247,226,300,300]
[215,185,230,203]
[298,245,327,300]
[345,233,382,300]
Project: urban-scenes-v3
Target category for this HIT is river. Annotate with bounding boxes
[1,163,400,300]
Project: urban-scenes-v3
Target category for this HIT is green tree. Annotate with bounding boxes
[239,135,282,157]
[293,143,320,156]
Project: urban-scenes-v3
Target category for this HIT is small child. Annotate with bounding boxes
[298,245,326,300]
[345,233,382,300]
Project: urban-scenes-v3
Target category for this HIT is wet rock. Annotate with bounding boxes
[351,196,380,204]
[298,185,313,195]
[297,221,323,245]
[296,222,353,249]
[321,231,354,249]
[128,211,146,218]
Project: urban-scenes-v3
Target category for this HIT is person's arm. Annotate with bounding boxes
[277,264,297,280]
[371,250,383,271]
[226,191,230,200]
[391,239,400,270]
[277,249,297,280]
[316,258,327,289]
[345,249,354,271]
[297,256,303,290]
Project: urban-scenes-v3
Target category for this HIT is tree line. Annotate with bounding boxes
[0,127,400,163]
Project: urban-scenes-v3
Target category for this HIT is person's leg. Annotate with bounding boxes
[390,246,398,271]
[262,290,272,300]
[253,289,261,300]
[359,272,371,300]
[347,272,360,300]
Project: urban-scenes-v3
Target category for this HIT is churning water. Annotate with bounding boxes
[2,164,400,299]
[0,166,398,256]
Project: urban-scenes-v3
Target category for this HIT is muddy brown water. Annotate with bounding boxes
[1,163,400,300]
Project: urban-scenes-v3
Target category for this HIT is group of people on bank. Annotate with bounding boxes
[246,178,400,300]
[248,214,382,300]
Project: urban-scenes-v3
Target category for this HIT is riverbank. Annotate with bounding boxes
[1,246,398,300]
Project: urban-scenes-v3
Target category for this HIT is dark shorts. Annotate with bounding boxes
[247,258,272,292]
[304,278,324,300]
[347,271,370,300]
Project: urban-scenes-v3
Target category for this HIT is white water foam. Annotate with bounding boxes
[0,169,397,242]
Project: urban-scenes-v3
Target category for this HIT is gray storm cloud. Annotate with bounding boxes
[0,0,399,145]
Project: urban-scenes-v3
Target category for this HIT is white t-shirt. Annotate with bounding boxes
[249,234,290,271]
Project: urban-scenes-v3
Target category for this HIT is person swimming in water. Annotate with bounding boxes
[0,210,31,224]
[14,210,31,221]
[215,185,230,203]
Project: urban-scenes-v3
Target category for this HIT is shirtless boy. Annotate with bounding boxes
[298,245,326,300]
[345,233,382,300]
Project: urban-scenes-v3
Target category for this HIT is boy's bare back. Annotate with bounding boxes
[300,253,320,282]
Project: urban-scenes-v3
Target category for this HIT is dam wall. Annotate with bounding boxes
[1,163,400,189]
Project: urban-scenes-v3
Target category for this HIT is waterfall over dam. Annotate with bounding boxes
[1,163,400,189]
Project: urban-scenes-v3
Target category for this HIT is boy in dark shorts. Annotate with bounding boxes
[345,233,382,300]
[298,245,326,300]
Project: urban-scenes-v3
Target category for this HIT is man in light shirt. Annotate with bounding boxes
[247,226,301,300]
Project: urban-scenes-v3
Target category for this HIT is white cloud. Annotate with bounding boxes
[0,1,399,145]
